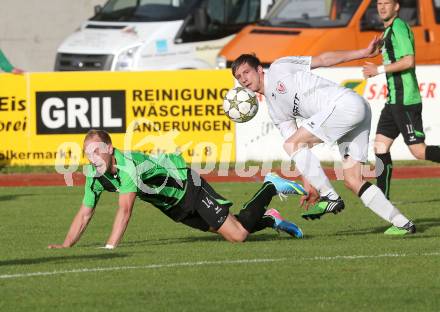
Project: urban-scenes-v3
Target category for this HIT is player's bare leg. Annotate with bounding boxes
[341,156,365,194]
[283,127,344,220]
[214,182,304,242]
[215,210,304,242]
[408,142,440,163]
[343,156,415,235]
[284,127,339,199]
[215,214,249,242]
[408,143,427,160]
[376,136,440,200]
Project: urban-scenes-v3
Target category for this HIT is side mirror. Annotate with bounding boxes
[94,5,103,15]
[194,8,209,33]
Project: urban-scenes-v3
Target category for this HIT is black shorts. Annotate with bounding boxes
[376,103,425,145]
[164,169,232,232]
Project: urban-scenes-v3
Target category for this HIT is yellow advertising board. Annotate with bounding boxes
[0,70,235,166]
[0,74,29,167]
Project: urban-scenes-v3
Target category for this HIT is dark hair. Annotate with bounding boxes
[84,129,112,145]
[231,53,261,77]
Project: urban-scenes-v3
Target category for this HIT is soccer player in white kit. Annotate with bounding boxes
[231,41,415,235]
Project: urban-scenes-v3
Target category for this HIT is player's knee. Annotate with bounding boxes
[226,229,248,243]
[374,144,385,154]
[232,230,248,242]
[374,140,390,154]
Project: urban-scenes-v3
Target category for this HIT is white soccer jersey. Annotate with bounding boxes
[264,56,351,132]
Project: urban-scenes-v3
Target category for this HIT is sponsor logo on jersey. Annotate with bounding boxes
[217,215,227,224]
[36,90,126,134]
[276,81,287,94]
[408,135,416,142]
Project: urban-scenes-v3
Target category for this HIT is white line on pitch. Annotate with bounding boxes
[309,252,440,261]
[0,258,286,280]
[1,252,439,280]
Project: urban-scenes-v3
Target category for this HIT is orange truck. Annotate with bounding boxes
[216,0,440,68]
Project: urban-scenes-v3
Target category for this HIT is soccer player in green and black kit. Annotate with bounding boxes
[0,49,23,73]
[48,130,305,249]
[363,0,440,206]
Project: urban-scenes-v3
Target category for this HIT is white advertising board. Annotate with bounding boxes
[236,66,440,162]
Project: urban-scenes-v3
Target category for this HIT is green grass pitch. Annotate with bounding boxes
[0,179,439,312]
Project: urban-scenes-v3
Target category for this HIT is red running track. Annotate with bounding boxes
[0,167,439,187]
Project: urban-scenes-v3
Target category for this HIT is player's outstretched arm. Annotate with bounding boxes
[48,205,95,249]
[311,36,382,69]
[104,192,136,249]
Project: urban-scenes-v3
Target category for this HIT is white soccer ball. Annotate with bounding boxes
[223,87,258,123]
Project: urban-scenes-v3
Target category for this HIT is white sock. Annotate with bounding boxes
[322,189,339,200]
[292,148,339,199]
[359,183,409,227]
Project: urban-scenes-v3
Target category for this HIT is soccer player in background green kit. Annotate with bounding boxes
[48,130,306,249]
[363,0,440,200]
[0,49,23,73]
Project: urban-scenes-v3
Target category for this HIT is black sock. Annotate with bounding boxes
[236,182,277,233]
[375,152,393,199]
[426,146,440,163]
[251,215,276,233]
[358,181,373,197]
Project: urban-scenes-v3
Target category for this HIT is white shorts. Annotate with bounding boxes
[302,91,371,162]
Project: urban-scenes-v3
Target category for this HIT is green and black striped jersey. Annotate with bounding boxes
[82,148,188,212]
[382,17,421,106]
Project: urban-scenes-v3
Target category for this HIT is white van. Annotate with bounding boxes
[55,0,274,71]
